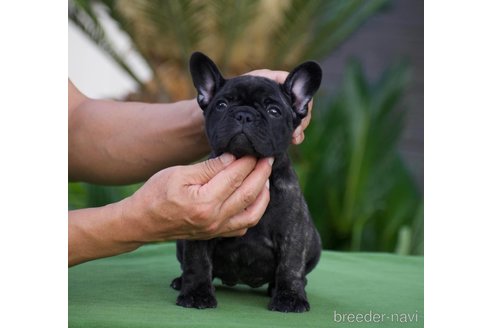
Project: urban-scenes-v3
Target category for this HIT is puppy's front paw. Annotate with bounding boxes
[176,288,217,309]
[268,290,310,313]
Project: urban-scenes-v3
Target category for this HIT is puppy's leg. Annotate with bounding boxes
[268,231,310,313]
[176,240,217,309]
[170,240,184,290]
[267,282,275,297]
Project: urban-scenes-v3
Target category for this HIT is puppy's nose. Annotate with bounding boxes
[234,111,254,124]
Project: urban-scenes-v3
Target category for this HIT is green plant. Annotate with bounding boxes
[69,0,389,101]
[68,182,141,210]
[294,61,423,255]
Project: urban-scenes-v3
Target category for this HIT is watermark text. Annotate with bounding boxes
[333,310,419,324]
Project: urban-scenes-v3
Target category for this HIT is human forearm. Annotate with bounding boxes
[68,97,210,184]
[68,199,142,266]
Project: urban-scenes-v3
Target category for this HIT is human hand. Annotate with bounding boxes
[245,69,314,145]
[122,154,273,242]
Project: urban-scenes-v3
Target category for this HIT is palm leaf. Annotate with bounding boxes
[200,0,260,70]
[304,0,390,59]
[269,0,326,67]
[68,0,145,87]
[69,0,392,101]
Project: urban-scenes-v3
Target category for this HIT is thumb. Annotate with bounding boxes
[182,153,235,185]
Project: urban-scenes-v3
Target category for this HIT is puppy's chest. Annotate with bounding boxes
[211,225,276,287]
[210,174,303,287]
[211,180,299,264]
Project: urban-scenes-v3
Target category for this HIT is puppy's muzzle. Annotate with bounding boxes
[234,111,254,124]
[232,106,260,127]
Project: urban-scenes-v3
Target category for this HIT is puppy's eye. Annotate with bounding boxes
[267,106,281,117]
[216,101,228,111]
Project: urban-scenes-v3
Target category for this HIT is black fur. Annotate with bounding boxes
[171,52,322,313]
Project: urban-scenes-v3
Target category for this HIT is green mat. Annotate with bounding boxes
[69,243,423,327]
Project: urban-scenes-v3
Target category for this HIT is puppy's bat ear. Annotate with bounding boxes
[283,61,322,124]
[189,52,225,110]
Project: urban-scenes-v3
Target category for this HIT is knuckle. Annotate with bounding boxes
[241,189,256,206]
[204,221,220,235]
[227,172,244,189]
[194,203,213,221]
[236,229,248,237]
[193,202,222,233]
[246,213,261,228]
[165,185,183,208]
[202,160,218,178]
[252,207,265,222]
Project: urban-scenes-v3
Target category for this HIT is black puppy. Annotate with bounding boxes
[171,52,322,313]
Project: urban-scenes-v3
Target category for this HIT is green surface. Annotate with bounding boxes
[69,243,423,327]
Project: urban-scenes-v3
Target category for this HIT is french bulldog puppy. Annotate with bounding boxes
[171,52,322,312]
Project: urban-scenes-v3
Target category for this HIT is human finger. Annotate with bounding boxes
[218,157,273,219]
[292,100,313,144]
[244,69,289,84]
[181,153,236,185]
[219,228,248,238]
[199,156,257,202]
[293,132,305,145]
[222,186,271,233]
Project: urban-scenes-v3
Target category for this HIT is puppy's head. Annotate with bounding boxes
[189,52,322,158]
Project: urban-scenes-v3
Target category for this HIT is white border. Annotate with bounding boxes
[425,1,492,327]
[1,2,67,327]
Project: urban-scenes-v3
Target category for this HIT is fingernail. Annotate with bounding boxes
[220,153,234,165]
[268,157,274,166]
[266,179,270,190]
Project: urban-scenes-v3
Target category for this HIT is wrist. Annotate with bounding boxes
[184,98,210,156]
[114,196,149,247]
[94,200,145,255]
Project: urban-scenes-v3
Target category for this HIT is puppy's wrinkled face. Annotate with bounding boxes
[189,52,322,158]
[203,76,294,157]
